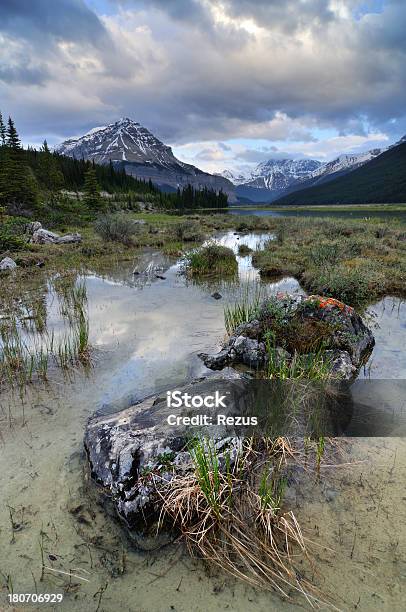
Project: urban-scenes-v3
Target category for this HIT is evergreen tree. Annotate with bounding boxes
[6,117,21,149]
[83,166,102,210]
[37,139,64,193]
[0,116,39,210]
[0,111,6,146]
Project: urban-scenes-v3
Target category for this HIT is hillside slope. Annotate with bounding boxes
[273,142,406,205]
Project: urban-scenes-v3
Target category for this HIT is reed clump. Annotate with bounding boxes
[0,280,90,388]
[224,282,265,335]
[153,436,330,606]
[184,242,238,277]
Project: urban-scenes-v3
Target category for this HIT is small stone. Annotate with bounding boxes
[0,257,17,271]
[26,221,42,235]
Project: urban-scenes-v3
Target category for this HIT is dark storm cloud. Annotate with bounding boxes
[0,0,405,151]
[0,0,109,46]
[132,0,208,23]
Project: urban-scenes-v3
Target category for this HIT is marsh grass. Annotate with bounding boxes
[184,242,238,277]
[154,436,329,606]
[224,282,265,335]
[252,216,406,307]
[0,279,90,388]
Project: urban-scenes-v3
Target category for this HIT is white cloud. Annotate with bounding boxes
[0,0,404,172]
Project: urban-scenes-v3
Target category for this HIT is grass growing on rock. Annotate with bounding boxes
[154,435,331,605]
[252,216,406,307]
[184,242,238,277]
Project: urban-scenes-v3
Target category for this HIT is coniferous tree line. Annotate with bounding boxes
[158,184,228,211]
[0,112,228,216]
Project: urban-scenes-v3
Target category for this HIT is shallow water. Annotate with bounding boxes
[1,232,405,611]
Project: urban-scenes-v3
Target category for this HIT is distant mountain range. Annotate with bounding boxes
[272,139,406,205]
[219,148,389,202]
[55,118,236,201]
[56,119,405,205]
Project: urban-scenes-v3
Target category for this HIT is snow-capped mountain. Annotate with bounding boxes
[220,159,321,190]
[310,149,383,183]
[56,118,235,199]
[220,169,251,186]
[221,146,392,202]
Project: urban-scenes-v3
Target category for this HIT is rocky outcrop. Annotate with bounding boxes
[84,376,246,542]
[200,294,375,380]
[27,222,82,245]
[84,373,354,544]
[0,257,17,271]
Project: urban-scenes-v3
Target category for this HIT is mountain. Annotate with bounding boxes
[272,140,406,205]
[56,118,235,201]
[220,159,322,202]
[310,150,382,183]
[222,147,389,203]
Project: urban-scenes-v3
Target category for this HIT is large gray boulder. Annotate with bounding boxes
[84,376,245,542]
[200,294,375,380]
[31,228,82,245]
[31,228,60,244]
[26,221,42,235]
[57,233,82,244]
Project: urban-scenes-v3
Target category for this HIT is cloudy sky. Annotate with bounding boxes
[0,0,405,174]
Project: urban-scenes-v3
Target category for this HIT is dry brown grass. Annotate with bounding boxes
[152,436,337,608]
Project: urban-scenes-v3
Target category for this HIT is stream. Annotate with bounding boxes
[0,231,405,611]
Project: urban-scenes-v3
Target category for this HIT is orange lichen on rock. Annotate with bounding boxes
[307,295,353,313]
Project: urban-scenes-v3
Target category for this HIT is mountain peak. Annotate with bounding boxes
[55,118,236,201]
[115,117,140,127]
[56,117,172,165]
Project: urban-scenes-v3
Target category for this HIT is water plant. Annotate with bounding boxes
[184,242,237,277]
[237,243,252,255]
[224,282,265,335]
[0,279,90,389]
[189,437,222,517]
[258,467,287,514]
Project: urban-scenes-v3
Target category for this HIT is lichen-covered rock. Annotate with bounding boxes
[200,294,374,380]
[0,257,17,271]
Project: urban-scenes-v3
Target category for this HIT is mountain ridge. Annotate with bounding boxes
[272,140,406,205]
[56,118,236,201]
